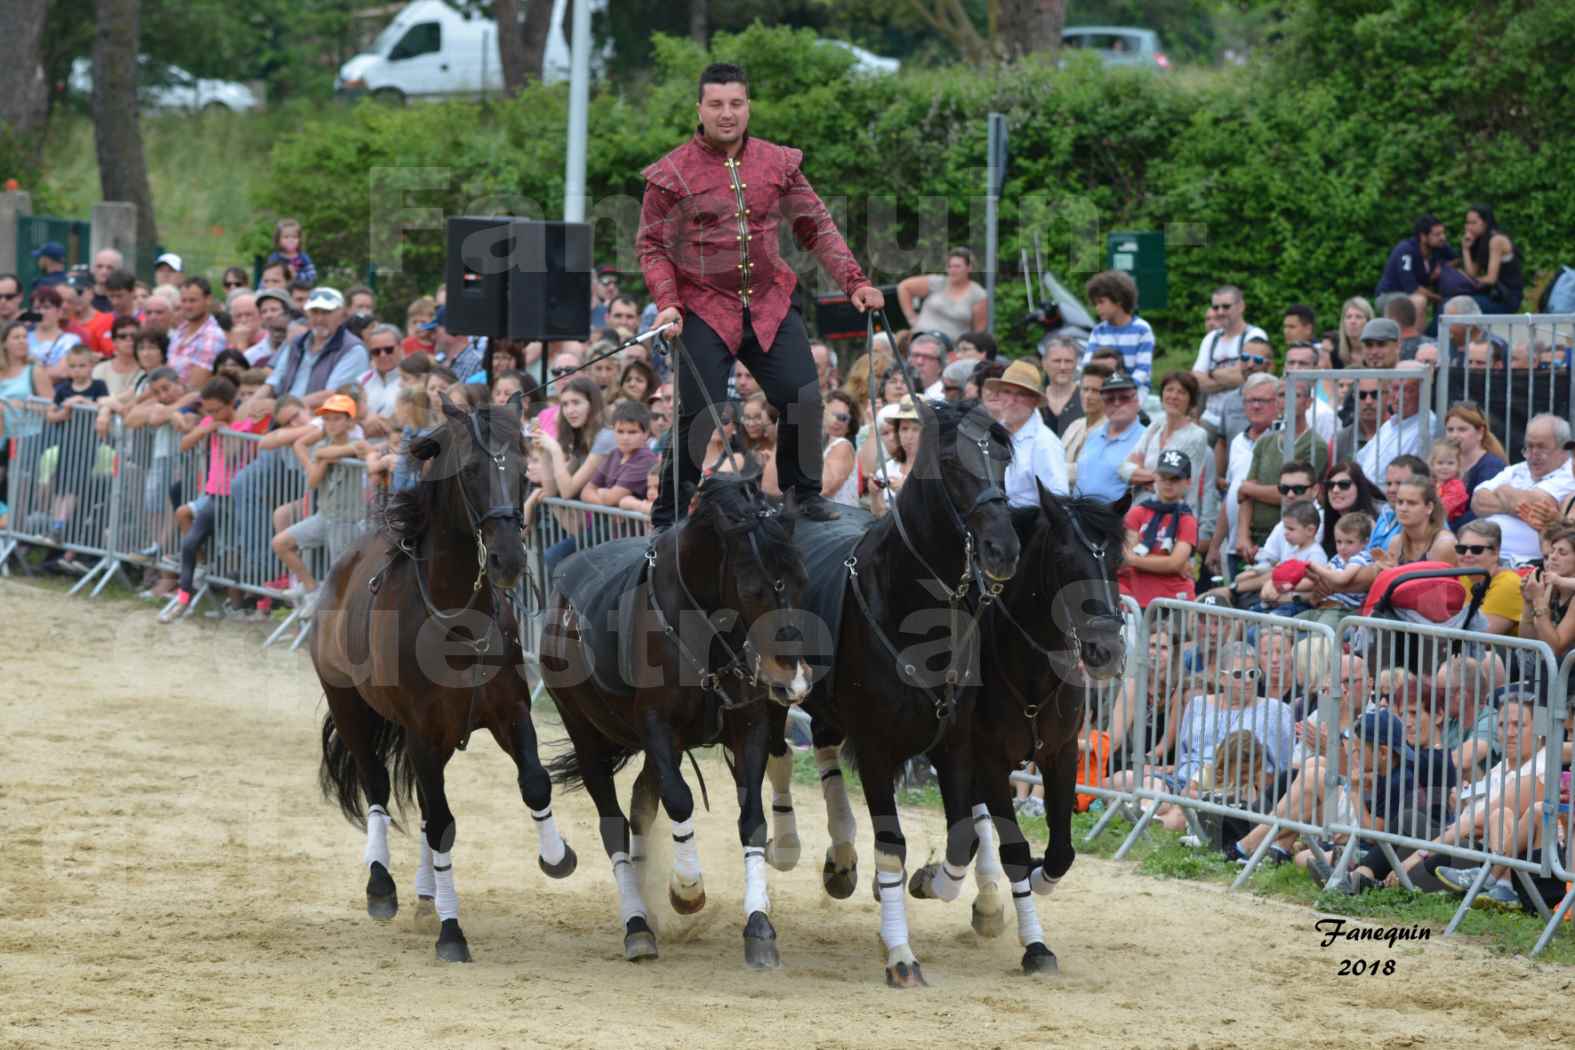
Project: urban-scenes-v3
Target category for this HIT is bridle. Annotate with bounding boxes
[844,309,1012,752]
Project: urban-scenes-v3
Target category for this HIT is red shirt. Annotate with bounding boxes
[638,132,870,353]
[1117,504,1198,608]
[73,310,116,357]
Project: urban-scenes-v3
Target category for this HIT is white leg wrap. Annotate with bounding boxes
[432,849,459,922]
[531,806,566,866]
[1030,866,1060,896]
[415,821,435,899]
[671,819,702,882]
[766,749,795,799]
[1012,879,1045,947]
[363,805,391,871]
[931,863,965,903]
[876,854,909,951]
[817,747,856,845]
[743,847,770,916]
[973,803,1005,885]
[611,851,647,924]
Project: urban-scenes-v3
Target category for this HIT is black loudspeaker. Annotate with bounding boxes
[444,217,592,341]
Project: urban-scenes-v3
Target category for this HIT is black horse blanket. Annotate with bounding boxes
[552,537,651,697]
[793,508,876,700]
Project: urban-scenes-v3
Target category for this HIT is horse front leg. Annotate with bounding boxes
[983,775,1057,975]
[508,702,576,879]
[733,710,781,969]
[763,706,801,871]
[861,752,924,988]
[812,721,859,899]
[404,736,469,963]
[907,738,980,907]
[643,707,704,914]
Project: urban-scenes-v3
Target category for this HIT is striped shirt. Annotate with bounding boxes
[1082,317,1155,394]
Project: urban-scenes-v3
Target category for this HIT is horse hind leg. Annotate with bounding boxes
[410,784,438,935]
[987,791,1056,975]
[816,744,859,900]
[643,713,704,915]
[404,737,469,963]
[763,744,801,872]
[320,682,399,922]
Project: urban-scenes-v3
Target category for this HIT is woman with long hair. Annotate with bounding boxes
[1316,460,1383,559]
[869,398,920,518]
[1461,203,1524,313]
[821,390,861,507]
[616,359,658,406]
[535,375,613,572]
[26,286,82,382]
[739,392,780,495]
[1443,402,1507,527]
[1336,296,1373,370]
[1382,477,1455,567]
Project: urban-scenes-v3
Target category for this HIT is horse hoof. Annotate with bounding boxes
[434,919,471,963]
[971,900,1007,939]
[742,910,781,969]
[411,896,438,934]
[539,843,578,880]
[765,835,801,872]
[669,883,706,915]
[1021,942,1059,975]
[624,917,659,962]
[908,864,939,900]
[366,862,398,921]
[885,960,927,989]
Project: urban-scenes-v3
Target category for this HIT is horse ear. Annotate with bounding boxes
[1037,479,1066,520]
[408,431,444,461]
[440,400,467,423]
[1111,489,1134,517]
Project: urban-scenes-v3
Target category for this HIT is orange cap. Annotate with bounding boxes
[315,394,358,419]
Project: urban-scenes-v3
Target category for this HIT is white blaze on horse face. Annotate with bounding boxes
[788,659,811,702]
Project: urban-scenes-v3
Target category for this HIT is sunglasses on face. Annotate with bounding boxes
[828,411,850,423]
[1455,543,1494,556]
[1103,390,1136,404]
[1279,483,1311,496]
[550,366,575,377]
[0,291,20,301]
[651,412,669,422]
[1241,353,1269,366]
[1329,478,1354,491]
[1226,668,1260,681]
[369,345,398,357]
[1357,389,1382,400]
[224,281,246,290]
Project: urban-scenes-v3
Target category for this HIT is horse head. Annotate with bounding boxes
[1034,481,1128,681]
[679,472,813,706]
[915,399,1020,582]
[407,399,528,591]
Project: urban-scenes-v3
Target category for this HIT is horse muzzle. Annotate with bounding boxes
[763,657,813,707]
[1078,620,1127,681]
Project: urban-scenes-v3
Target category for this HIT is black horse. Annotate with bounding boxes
[314,401,574,964]
[771,398,1020,987]
[909,483,1129,974]
[542,475,812,967]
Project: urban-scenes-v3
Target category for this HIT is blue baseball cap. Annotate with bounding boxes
[420,304,447,332]
[31,241,65,262]
[1353,709,1409,751]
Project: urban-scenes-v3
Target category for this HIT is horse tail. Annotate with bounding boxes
[318,709,415,831]
[546,739,637,793]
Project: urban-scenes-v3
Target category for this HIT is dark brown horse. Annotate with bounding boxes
[313,400,574,963]
[541,474,812,968]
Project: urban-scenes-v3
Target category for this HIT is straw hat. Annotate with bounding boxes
[982,359,1044,397]
[878,396,921,424]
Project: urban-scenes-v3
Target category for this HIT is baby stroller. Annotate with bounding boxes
[1350,563,1492,674]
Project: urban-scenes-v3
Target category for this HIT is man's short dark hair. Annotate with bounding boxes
[260,260,289,280]
[610,399,651,431]
[1389,454,1430,480]
[1089,347,1124,370]
[147,366,179,385]
[1081,361,1115,381]
[610,294,640,312]
[698,63,748,100]
[1284,303,1315,328]
[1413,214,1442,238]
[106,269,136,293]
[1280,460,1317,483]
[1085,270,1138,314]
[399,351,433,377]
[1384,296,1418,328]
[1283,499,1321,529]
[200,376,237,403]
[289,277,314,294]
[182,275,212,297]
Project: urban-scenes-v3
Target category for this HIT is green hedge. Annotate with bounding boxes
[257,6,1575,364]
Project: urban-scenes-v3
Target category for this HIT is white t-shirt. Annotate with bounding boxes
[1223,427,1266,554]
[1475,460,1575,563]
[1192,325,1268,416]
[1252,531,1328,572]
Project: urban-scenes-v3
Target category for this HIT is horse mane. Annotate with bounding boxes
[1039,494,1127,568]
[688,472,802,583]
[381,406,498,547]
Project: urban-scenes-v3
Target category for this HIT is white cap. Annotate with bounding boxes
[304,286,345,312]
[154,252,183,272]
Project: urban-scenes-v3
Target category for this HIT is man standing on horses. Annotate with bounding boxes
[638,62,885,529]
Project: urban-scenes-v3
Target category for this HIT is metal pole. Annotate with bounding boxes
[985,113,1006,334]
[563,0,592,223]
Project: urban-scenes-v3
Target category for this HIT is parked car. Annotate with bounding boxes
[1060,26,1170,71]
[336,0,606,103]
[820,39,901,76]
[68,57,260,112]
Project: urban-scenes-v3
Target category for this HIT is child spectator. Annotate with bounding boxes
[1428,437,1470,526]
[491,369,526,407]
[403,297,437,355]
[1299,511,1376,625]
[427,365,458,413]
[366,386,430,495]
[48,345,110,421]
[620,463,661,516]
[1118,448,1199,607]
[267,218,316,285]
[580,400,659,509]
[272,394,368,618]
[1237,499,1327,609]
[158,377,251,622]
[1082,270,1154,395]
[236,368,270,408]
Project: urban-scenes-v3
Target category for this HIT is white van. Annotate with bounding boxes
[336,0,603,102]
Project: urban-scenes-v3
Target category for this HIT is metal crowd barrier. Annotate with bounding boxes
[1531,647,1575,957]
[1435,312,1575,462]
[1281,367,1436,478]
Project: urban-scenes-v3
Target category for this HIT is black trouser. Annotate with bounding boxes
[652,306,823,528]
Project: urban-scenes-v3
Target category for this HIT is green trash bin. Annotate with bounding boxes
[1107,231,1167,311]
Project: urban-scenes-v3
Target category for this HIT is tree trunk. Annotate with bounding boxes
[93,0,159,248]
[495,0,528,96]
[0,1,50,140]
[998,0,1065,59]
[689,0,708,46]
[520,0,554,83]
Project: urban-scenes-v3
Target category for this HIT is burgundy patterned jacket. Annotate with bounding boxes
[637,132,871,354]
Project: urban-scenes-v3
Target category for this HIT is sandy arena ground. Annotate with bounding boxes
[0,579,1565,1048]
